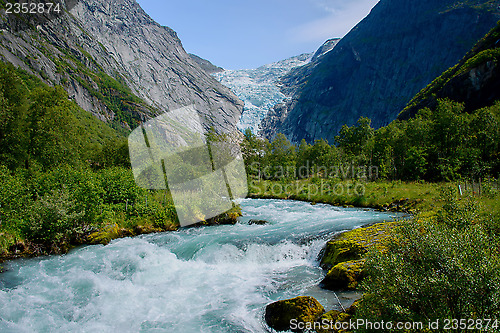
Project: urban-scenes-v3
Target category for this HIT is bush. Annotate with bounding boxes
[99,167,142,205]
[21,188,86,246]
[0,165,30,233]
[34,166,104,223]
[437,186,478,229]
[357,190,500,329]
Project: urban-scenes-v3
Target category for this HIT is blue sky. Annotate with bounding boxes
[136,0,379,70]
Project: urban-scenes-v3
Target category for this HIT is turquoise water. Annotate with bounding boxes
[0,199,398,332]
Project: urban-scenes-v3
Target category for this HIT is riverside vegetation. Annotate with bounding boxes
[243,107,500,330]
[243,23,500,331]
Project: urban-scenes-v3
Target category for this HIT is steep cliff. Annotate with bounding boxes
[399,20,500,119]
[0,0,243,136]
[261,0,500,143]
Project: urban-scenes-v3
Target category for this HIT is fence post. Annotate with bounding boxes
[458,184,463,196]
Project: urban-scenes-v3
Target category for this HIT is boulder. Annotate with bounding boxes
[319,240,365,271]
[315,310,352,333]
[265,296,325,332]
[320,260,365,291]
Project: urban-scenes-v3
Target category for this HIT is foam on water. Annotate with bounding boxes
[0,199,398,332]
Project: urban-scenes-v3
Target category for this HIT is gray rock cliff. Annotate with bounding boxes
[0,0,243,136]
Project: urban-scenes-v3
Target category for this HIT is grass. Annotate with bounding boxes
[248,179,442,213]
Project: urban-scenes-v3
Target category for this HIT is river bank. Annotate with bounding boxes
[0,199,394,332]
[0,207,241,267]
[0,179,446,268]
[254,179,500,331]
[248,179,442,213]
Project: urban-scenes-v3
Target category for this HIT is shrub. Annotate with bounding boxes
[21,188,86,246]
[99,167,142,205]
[34,166,104,223]
[357,188,500,329]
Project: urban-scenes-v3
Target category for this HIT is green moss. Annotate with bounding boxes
[335,222,398,250]
[319,223,398,291]
[316,310,353,333]
[321,259,365,290]
[265,296,325,332]
[320,239,365,270]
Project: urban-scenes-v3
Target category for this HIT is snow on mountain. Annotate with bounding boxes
[213,53,313,134]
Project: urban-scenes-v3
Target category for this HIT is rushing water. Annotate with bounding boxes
[0,199,398,333]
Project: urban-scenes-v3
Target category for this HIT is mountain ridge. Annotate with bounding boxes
[399,20,500,119]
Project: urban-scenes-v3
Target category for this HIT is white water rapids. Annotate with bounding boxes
[0,199,398,332]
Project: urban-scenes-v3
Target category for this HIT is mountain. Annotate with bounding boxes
[213,53,314,134]
[399,20,500,119]
[0,0,243,136]
[261,0,500,143]
[189,54,224,74]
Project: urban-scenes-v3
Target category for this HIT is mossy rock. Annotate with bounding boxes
[320,260,365,291]
[321,223,397,267]
[265,296,325,332]
[319,239,365,270]
[87,224,121,245]
[315,310,353,333]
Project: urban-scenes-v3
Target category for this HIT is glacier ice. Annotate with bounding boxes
[213,53,313,135]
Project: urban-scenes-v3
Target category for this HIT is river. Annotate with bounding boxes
[0,199,398,332]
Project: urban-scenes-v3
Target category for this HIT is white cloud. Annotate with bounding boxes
[290,0,379,43]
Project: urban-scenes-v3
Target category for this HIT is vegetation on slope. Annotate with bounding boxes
[0,61,239,261]
[401,20,500,119]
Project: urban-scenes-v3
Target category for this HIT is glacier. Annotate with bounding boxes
[213,38,341,136]
[213,54,312,135]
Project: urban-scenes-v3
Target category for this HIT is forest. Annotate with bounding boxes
[242,98,500,183]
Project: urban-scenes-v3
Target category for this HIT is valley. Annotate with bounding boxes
[0,0,500,332]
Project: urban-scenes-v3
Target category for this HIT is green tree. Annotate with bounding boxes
[267,133,296,180]
[335,117,374,158]
[295,139,312,179]
[25,86,81,170]
[241,128,267,179]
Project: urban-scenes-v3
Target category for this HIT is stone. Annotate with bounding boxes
[265,296,325,332]
[320,260,365,291]
[319,239,365,271]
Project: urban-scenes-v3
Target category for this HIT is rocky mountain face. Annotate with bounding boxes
[261,0,500,143]
[189,54,223,74]
[0,0,243,136]
[213,53,314,134]
[399,21,500,120]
